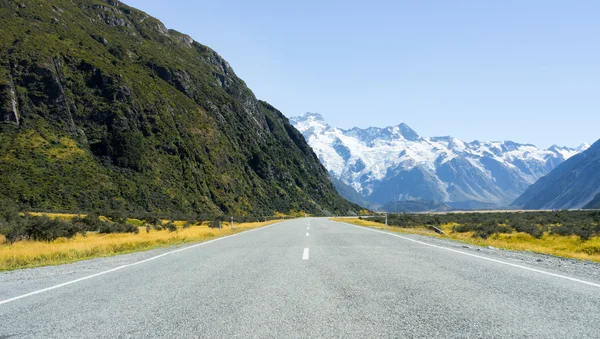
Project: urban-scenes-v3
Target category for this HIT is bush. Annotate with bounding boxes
[98,221,139,234]
[0,199,26,243]
[164,221,177,232]
[3,220,27,244]
[25,216,80,242]
[77,212,103,231]
[106,209,128,225]
[515,222,543,239]
[474,222,499,239]
[143,213,162,227]
[209,219,222,229]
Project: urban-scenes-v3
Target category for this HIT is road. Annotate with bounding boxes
[1,218,600,338]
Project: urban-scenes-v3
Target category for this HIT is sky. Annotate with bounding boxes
[125,0,599,148]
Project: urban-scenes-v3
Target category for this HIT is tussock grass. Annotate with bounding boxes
[0,220,280,271]
[27,212,83,220]
[335,218,600,263]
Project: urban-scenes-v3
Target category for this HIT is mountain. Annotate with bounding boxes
[290,113,589,210]
[585,194,600,209]
[0,0,359,216]
[512,139,600,210]
[330,177,376,210]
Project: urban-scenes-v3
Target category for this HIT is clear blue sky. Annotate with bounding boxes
[126,0,598,148]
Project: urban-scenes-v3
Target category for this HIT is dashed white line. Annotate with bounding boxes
[302,248,309,260]
[306,232,309,237]
[343,222,600,289]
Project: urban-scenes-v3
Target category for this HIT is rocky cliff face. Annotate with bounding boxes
[513,139,600,210]
[0,0,359,215]
[291,113,588,210]
[0,77,19,125]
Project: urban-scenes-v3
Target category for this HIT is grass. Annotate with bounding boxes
[27,212,83,220]
[335,218,600,263]
[0,220,281,271]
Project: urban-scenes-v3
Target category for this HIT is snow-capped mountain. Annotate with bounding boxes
[290,113,590,209]
[513,139,600,210]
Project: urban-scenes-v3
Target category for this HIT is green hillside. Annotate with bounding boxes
[0,0,359,216]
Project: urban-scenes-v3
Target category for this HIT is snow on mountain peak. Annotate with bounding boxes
[547,144,589,160]
[290,113,589,207]
[577,143,591,153]
[290,112,330,135]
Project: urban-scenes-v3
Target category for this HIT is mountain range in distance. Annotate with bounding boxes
[291,112,591,212]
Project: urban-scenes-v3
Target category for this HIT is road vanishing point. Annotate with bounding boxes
[1,218,600,338]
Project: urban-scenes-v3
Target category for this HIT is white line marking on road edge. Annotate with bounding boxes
[307,227,310,230]
[342,222,600,289]
[306,232,309,237]
[0,221,287,306]
[303,248,309,260]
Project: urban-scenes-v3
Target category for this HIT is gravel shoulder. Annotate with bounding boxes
[352,223,600,284]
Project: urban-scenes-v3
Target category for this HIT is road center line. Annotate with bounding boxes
[0,221,286,306]
[302,248,309,260]
[306,232,309,237]
[343,222,600,289]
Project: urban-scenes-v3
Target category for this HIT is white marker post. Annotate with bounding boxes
[385,213,388,229]
[231,216,234,230]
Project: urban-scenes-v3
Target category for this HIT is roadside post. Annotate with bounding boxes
[231,216,234,230]
[219,220,222,230]
[385,213,388,229]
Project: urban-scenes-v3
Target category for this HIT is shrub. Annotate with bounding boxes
[79,212,103,231]
[106,209,128,225]
[515,222,543,239]
[0,199,26,243]
[3,220,27,244]
[474,223,498,239]
[209,219,221,229]
[98,221,139,234]
[143,213,162,227]
[25,216,80,242]
[164,221,177,232]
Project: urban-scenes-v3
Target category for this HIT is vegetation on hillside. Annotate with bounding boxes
[0,0,359,216]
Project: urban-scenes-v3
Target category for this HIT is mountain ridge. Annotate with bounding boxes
[0,0,359,216]
[512,139,600,210]
[290,112,589,210]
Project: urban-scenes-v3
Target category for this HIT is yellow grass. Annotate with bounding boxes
[335,218,600,263]
[0,220,281,271]
[27,212,83,220]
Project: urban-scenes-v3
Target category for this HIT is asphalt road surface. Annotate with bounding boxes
[1,218,600,338]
